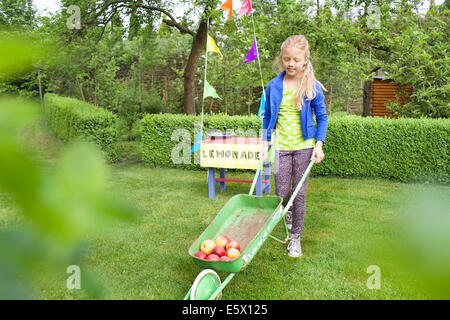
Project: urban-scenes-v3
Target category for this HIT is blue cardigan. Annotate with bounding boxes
[262,71,328,144]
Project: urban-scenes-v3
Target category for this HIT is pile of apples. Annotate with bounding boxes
[194,235,240,261]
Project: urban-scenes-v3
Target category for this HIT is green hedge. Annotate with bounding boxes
[141,113,449,184]
[44,93,118,162]
[141,113,260,171]
[315,116,449,184]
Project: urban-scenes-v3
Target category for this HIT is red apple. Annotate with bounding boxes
[215,235,231,248]
[219,256,232,261]
[200,239,216,255]
[227,248,240,259]
[206,254,219,261]
[194,251,207,259]
[211,246,226,257]
[226,240,240,251]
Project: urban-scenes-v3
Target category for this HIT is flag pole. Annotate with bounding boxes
[251,12,265,102]
[200,18,210,134]
[191,18,209,155]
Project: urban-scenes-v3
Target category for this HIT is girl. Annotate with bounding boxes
[261,35,328,258]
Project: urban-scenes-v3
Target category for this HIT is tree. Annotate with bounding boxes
[0,0,35,29]
[61,0,221,115]
[383,11,450,118]
[34,0,449,118]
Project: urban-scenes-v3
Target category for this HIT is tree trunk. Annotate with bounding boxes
[37,69,44,113]
[363,81,372,117]
[183,15,209,115]
[138,50,142,116]
[163,76,168,113]
[94,68,97,105]
[247,87,253,116]
[346,96,350,115]
[76,78,86,101]
[223,60,227,114]
[149,73,154,94]
[228,55,233,115]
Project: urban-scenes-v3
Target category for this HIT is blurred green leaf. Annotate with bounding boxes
[0,96,139,299]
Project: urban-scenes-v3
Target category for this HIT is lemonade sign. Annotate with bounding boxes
[200,137,262,169]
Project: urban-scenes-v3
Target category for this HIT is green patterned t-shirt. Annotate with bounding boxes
[275,87,315,151]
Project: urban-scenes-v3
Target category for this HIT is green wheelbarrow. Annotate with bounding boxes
[184,156,316,300]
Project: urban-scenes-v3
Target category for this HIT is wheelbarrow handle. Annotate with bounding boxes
[248,158,263,196]
[249,145,275,196]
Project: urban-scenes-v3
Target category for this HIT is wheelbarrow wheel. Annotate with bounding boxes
[190,269,222,300]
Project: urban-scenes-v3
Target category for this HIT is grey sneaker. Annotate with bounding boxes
[287,233,302,258]
[285,210,292,232]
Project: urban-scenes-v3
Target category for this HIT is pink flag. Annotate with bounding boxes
[243,40,258,63]
[237,0,253,19]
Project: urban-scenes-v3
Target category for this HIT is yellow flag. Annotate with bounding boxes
[206,34,223,59]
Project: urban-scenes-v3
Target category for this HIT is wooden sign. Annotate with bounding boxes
[200,137,262,169]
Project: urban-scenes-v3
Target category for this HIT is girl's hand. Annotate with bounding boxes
[261,140,273,161]
[311,141,325,163]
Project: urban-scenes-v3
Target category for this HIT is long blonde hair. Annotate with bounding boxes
[274,35,326,111]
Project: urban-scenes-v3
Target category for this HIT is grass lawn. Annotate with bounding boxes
[1,118,448,300]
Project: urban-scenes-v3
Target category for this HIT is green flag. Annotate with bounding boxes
[204,80,222,100]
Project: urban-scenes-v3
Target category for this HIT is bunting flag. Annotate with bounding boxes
[257,91,265,120]
[204,80,222,100]
[206,34,223,58]
[237,0,253,19]
[220,0,233,19]
[191,130,202,153]
[244,39,258,64]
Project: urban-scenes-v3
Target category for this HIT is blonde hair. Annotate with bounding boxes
[274,35,326,111]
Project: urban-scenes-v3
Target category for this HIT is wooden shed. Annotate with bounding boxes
[363,68,414,117]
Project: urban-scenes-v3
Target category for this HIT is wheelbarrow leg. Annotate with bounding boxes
[268,213,290,244]
[183,288,192,300]
[208,273,236,300]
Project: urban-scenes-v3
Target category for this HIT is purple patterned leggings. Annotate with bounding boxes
[274,148,313,236]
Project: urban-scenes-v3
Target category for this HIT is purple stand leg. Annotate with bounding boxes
[255,168,262,196]
[208,167,215,199]
[219,168,226,191]
[264,161,271,194]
